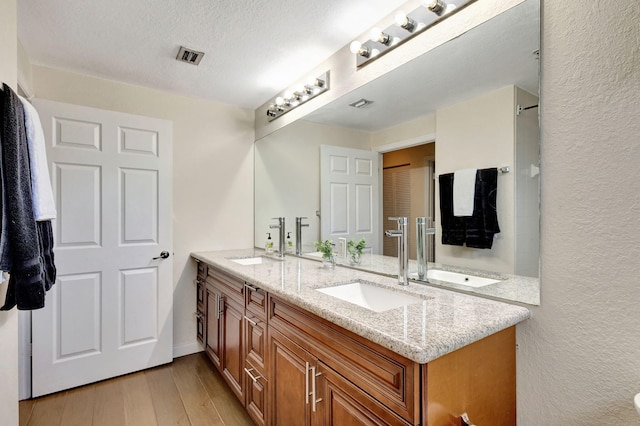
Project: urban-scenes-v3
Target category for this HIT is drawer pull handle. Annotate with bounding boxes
[244,316,257,326]
[244,367,263,383]
[311,366,322,412]
[305,362,310,405]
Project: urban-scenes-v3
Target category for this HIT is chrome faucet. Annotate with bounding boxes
[269,217,285,258]
[295,217,309,255]
[385,217,409,286]
[416,217,436,281]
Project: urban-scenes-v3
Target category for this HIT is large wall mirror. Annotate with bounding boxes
[255,0,540,305]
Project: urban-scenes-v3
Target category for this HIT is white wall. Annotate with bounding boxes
[435,85,516,274]
[31,65,255,358]
[0,0,20,423]
[514,87,539,277]
[517,0,640,424]
[255,120,370,248]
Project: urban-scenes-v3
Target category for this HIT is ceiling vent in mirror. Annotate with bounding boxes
[349,98,374,109]
[176,46,205,65]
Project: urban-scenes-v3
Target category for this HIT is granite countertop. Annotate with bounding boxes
[191,248,531,364]
[311,252,541,306]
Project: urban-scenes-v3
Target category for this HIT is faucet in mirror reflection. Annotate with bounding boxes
[416,217,436,281]
[385,217,409,286]
[295,217,309,255]
[269,217,285,258]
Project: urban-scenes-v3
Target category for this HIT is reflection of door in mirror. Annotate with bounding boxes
[382,143,435,261]
[320,145,381,254]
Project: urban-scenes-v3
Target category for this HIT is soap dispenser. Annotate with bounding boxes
[286,232,294,253]
[265,233,274,254]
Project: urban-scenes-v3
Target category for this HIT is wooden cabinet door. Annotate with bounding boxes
[269,327,319,426]
[205,287,222,370]
[317,362,411,426]
[245,359,268,426]
[222,299,245,403]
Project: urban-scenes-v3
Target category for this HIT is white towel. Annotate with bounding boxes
[453,168,477,217]
[19,96,57,220]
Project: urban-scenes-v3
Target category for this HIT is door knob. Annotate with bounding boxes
[153,251,170,260]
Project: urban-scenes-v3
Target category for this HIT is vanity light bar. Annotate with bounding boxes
[351,0,477,67]
[266,71,331,121]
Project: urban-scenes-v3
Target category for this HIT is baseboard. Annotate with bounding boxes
[173,341,204,358]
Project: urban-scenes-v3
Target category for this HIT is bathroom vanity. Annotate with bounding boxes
[191,249,529,426]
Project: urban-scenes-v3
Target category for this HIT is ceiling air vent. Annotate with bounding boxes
[176,46,205,65]
[349,98,373,109]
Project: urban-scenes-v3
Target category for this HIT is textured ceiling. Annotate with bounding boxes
[18,0,408,109]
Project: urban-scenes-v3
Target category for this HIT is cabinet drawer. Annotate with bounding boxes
[245,312,267,374]
[196,310,205,344]
[245,358,268,426]
[197,261,207,279]
[269,297,420,424]
[207,267,244,304]
[245,283,267,319]
[196,281,205,309]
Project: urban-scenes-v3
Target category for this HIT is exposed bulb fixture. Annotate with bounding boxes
[266,71,330,121]
[422,0,456,16]
[394,11,417,32]
[369,27,392,46]
[349,40,371,58]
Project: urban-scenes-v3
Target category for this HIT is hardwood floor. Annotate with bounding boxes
[19,352,255,426]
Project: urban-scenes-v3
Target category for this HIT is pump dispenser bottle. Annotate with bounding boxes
[265,233,274,254]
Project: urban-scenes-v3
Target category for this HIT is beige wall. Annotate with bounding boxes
[31,65,255,357]
[435,85,516,273]
[517,0,640,423]
[0,0,20,423]
[371,113,436,149]
[255,120,370,247]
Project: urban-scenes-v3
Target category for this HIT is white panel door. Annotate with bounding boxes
[320,145,380,254]
[31,99,173,397]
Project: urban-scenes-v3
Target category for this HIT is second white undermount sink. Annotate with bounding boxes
[426,269,500,288]
[316,281,424,313]
[228,256,279,266]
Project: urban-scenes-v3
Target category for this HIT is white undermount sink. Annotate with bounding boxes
[635,393,640,415]
[316,281,423,313]
[426,269,500,288]
[228,256,279,266]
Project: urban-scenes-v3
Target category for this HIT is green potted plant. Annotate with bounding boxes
[346,238,366,265]
[314,239,335,268]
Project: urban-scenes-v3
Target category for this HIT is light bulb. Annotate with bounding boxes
[369,27,382,42]
[394,11,416,32]
[369,27,391,45]
[283,90,293,99]
[394,11,408,27]
[349,40,370,58]
[275,96,284,106]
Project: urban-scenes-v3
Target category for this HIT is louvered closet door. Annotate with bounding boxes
[320,145,380,254]
[31,99,173,397]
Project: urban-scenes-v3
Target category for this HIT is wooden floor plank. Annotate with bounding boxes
[171,355,224,426]
[59,385,95,426]
[20,353,254,426]
[192,353,254,426]
[146,364,191,426]
[121,371,158,426]
[18,399,35,426]
[92,376,125,426]
[26,391,67,426]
